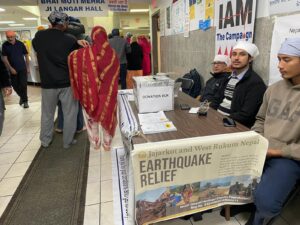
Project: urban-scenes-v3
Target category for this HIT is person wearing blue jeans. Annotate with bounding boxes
[247,37,300,225]
[56,100,85,133]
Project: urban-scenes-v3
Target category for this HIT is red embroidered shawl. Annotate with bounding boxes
[68,26,120,137]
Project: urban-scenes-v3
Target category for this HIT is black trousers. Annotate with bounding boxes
[120,63,127,89]
[10,69,28,102]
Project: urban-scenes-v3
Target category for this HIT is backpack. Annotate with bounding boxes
[183,68,202,98]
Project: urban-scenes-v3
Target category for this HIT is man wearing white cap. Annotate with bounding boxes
[245,37,300,225]
[201,54,231,109]
[217,41,266,128]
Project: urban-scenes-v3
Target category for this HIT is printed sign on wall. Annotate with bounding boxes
[172,0,186,34]
[269,0,300,15]
[269,14,300,85]
[215,0,257,55]
[38,0,109,17]
[108,0,128,12]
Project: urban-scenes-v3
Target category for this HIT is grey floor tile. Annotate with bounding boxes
[84,204,100,225]
[0,152,20,165]
[156,218,192,225]
[101,201,114,225]
[272,216,289,225]
[87,165,101,184]
[0,196,12,217]
[192,210,240,225]
[235,211,251,224]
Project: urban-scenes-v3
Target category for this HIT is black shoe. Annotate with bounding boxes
[220,203,255,217]
[19,99,23,105]
[192,212,203,221]
[23,102,29,108]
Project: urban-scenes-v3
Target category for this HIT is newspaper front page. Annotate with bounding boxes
[131,131,268,225]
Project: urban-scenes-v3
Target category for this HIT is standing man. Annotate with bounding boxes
[246,37,300,225]
[2,30,30,108]
[109,28,131,89]
[0,57,12,136]
[217,41,266,128]
[32,11,88,149]
[201,54,231,109]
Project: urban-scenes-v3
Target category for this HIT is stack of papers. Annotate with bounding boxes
[138,111,177,134]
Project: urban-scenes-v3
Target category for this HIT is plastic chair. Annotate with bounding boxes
[175,77,194,96]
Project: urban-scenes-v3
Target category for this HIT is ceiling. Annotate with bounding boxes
[0,0,150,30]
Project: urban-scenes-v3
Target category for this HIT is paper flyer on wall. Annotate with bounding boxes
[131,131,268,225]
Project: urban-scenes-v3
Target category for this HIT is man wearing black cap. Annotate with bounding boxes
[109,28,131,89]
[32,11,89,149]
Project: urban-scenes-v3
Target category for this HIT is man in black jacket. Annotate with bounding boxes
[201,54,231,109]
[217,41,266,128]
[32,11,88,149]
[0,56,12,135]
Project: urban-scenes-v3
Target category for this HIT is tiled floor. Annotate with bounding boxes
[0,86,299,225]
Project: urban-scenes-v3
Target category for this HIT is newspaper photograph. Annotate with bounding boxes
[131,131,268,225]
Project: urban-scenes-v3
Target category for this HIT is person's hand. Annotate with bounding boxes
[77,40,89,48]
[10,67,17,75]
[3,87,12,96]
[267,148,283,158]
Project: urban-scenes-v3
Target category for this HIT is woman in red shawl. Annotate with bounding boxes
[68,26,120,150]
[138,35,151,75]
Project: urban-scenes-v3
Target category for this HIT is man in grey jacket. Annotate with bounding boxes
[109,28,131,89]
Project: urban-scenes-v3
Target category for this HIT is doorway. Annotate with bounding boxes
[151,11,160,74]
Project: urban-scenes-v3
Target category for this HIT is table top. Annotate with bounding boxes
[131,92,249,145]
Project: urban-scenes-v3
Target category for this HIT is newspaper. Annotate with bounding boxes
[112,147,130,225]
[131,131,268,225]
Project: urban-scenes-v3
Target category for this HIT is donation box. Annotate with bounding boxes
[133,76,174,113]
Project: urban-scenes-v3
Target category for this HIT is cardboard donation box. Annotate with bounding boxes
[133,76,174,113]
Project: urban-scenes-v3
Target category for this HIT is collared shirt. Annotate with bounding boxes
[233,66,249,81]
[2,40,28,72]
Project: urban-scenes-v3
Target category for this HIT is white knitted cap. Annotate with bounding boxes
[233,41,259,58]
[213,54,231,66]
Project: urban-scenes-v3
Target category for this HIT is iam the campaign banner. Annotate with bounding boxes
[38,0,109,17]
[214,0,257,55]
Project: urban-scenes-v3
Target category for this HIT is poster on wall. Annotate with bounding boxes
[269,14,300,85]
[172,0,186,34]
[132,131,268,225]
[269,0,300,15]
[189,0,214,31]
[38,0,109,17]
[215,0,257,55]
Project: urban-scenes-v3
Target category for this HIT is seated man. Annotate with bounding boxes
[201,54,231,109]
[246,37,300,225]
[217,41,266,128]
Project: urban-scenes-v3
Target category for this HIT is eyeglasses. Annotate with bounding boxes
[211,62,226,65]
[6,36,15,38]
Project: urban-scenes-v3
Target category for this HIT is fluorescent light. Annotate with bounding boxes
[130,9,149,13]
[0,21,15,24]
[22,17,38,20]
[9,24,25,27]
[0,8,5,12]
